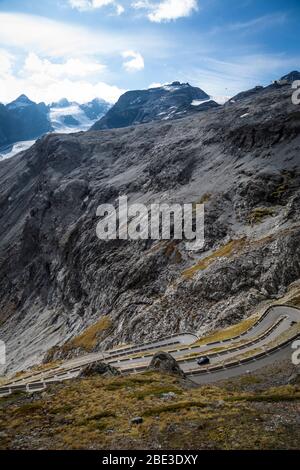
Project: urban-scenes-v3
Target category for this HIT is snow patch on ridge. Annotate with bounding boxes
[0,140,36,160]
[191,99,211,106]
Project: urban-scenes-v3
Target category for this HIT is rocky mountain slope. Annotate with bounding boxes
[91,82,219,130]
[0,76,300,373]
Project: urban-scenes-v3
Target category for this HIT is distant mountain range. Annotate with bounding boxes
[0,95,111,150]
[0,82,219,158]
[91,81,219,130]
[2,72,300,159]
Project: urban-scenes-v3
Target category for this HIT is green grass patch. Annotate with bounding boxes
[271,183,288,199]
[227,394,300,403]
[133,386,182,400]
[83,411,116,421]
[247,207,275,225]
[13,402,44,416]
[193,314,259,347]
[104,376,154,391]
[182,238,247,279]
[68,316,112,351]
[143,400,208,416]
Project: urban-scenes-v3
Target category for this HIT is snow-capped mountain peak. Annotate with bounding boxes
[7,94,35,110]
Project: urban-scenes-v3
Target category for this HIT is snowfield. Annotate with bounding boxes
[49,103,97,134]
[0,140,36,161]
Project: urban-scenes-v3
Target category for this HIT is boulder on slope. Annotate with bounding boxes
[79,361,121,378]
[148,352,186,377]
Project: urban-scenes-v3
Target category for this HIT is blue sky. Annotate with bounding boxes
[0,0,299,104]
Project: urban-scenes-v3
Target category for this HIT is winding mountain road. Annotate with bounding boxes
[0,305,299,396]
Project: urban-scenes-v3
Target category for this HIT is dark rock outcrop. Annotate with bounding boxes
[61,115,80,127]
[79,361,120,378]
[130,417,143,425]
[148,352,185,377]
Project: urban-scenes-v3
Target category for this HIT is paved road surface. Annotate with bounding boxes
[0,305,299,396]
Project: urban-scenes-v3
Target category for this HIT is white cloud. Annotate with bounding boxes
[0,50,14,78]
[148,82,163,88]
[225,13,287,32]
[0,13,110,58]
[132,0,198,22]
[68,0,124,14]
[0,12,168,64]
[0,13,141,58]
[0,51,124,104]
[0,73,124,105]
[116,4,125,15]
[23,53,106,80]
[210,13,287,36]
[122,50,145,71]
[0,13,169,105]
[69,0,90,9]
[69,0,113,10]
[132,0,152,8]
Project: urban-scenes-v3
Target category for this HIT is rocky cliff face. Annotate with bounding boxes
[0,80,299,373]
[91,82,219,130]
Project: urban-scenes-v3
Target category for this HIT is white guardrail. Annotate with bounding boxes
[0,305,299,396]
